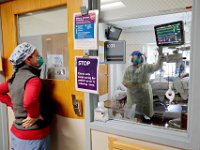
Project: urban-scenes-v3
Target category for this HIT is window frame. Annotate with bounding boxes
[85,0,200,149]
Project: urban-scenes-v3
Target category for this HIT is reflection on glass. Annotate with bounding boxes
[18,6,68,80]
[99,11,192,131]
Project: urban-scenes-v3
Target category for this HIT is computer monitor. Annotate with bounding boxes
[154,21,184,47]
[105,26,122,40]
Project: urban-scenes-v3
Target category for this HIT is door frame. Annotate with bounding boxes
[0,103,9,150]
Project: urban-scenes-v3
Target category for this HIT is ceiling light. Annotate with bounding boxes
[101,0,119,5]
[101,1,125,11]
[26,13,33,16]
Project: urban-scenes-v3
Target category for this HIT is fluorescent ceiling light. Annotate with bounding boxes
[101,0,119,5]
[101,1,125,11]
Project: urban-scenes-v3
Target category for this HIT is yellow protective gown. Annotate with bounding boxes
[122,58,162,117]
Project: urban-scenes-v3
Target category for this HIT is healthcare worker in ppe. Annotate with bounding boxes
[122,50,163,120]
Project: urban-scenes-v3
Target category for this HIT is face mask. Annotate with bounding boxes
[38,56,44,68]
[132,58,141,65]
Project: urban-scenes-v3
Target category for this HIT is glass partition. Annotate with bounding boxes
[98,0,192,131]
[17,6,68,80]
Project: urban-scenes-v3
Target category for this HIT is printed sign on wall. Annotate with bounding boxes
[73,10,98,50]
[75,56,99,94]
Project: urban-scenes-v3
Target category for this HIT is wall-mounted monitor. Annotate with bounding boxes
[105,26,122,40]
[154,21,184,47]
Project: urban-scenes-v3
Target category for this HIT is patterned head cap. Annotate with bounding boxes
[9,42,36,66]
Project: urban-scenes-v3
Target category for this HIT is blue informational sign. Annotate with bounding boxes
[73,10,98,50]
[74,13,95,39]
[75,57,99,94]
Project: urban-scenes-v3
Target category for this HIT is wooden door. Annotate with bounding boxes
[0,0,84,118]
[99,64,108,96]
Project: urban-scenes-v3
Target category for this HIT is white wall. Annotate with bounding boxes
[51,115,85,150]
[122,30,191,46]
[91,130,181,150]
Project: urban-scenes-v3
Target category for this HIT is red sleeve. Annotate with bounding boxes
[0,81,12,107]
[23,77,42,118]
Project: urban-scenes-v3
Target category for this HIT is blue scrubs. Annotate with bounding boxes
[11,133,50,150]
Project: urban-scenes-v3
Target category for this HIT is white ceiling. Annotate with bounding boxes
[100,0,192,32]
[110,11,192,32]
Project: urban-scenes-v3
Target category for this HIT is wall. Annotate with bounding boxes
[122,31,191,45]
[91,130,181,150]
[51,115,85,150]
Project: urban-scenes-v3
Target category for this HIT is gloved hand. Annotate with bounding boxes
[157,47,165,62]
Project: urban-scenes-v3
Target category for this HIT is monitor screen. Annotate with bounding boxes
[106,26,122,40]
[154,21,184,47]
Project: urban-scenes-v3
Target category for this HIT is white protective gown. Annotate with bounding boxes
[122,58,162,117]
